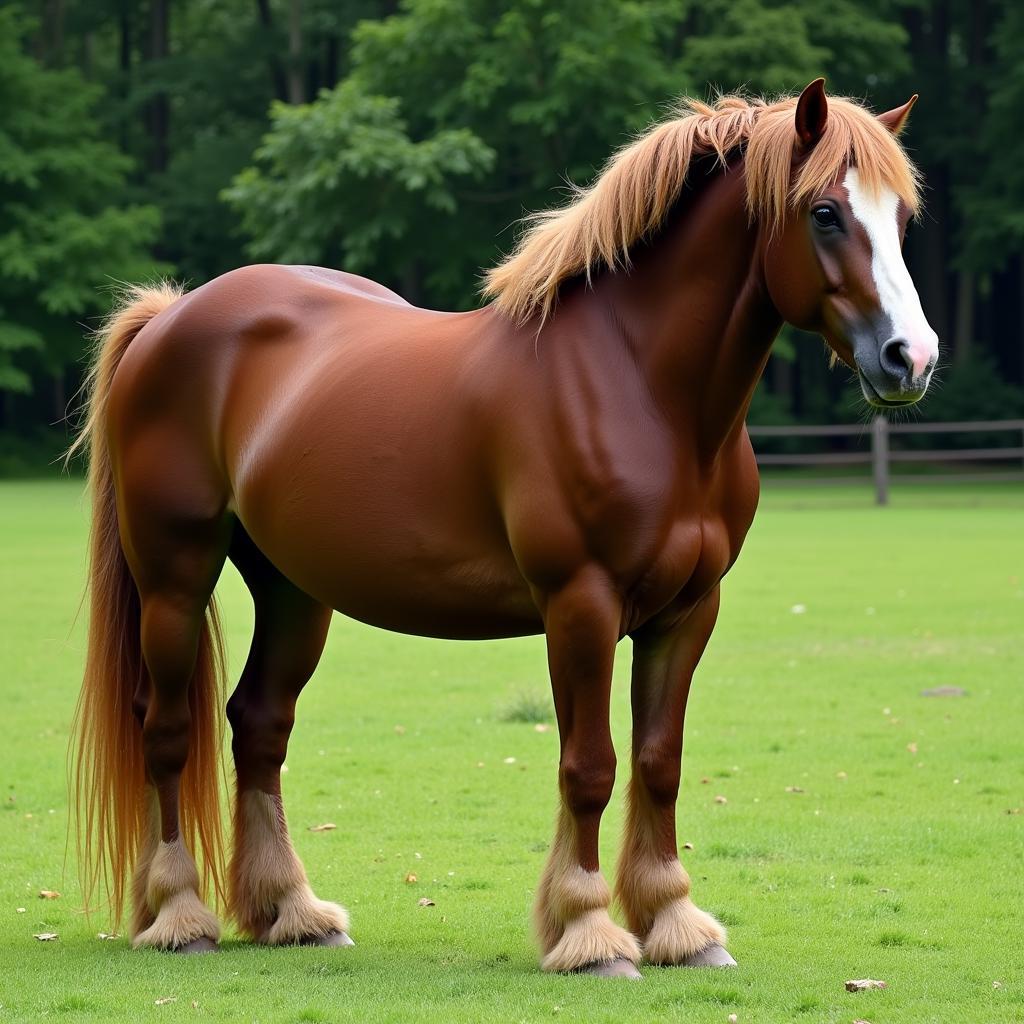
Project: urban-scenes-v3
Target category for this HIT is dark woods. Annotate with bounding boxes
[2,0,1022,463]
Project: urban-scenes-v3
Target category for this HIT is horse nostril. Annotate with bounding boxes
[879,337,914,379]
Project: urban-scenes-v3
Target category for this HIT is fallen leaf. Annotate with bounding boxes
[155,996,177,1006]
[533,723,550,733]
[191,1000,200,1009]
[785,786,805,794]
[714,795,728,804]
[405,873,418,884]
[503,756,517,764]
[836,771,848,779]
[906,742,918,754]
[97,932,119,940]
[33,933,58,941]
[728,1015,738,1023]
[921,686,966,698]
[308,823,336,832]
[1005,808,1021,815]
[845,979,886,992]
[394,725,406,735]
[38,890,61,900]
[682,842,694,850]
[16,907,26,914]
[993,980,1003,989]
[852,1019,873,1024]
[701,777,711,784]
[417,897,435,907]
[791,604,807,614]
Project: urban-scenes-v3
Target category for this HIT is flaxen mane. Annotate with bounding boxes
[483,93,921,324]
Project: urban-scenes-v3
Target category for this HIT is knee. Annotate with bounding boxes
[635,742,681,808]
[560,750,616,817]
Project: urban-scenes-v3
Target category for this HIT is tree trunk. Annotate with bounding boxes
[146,0,170,174]
[119,6,132,151]
[254,0,289,101]
[324,34,339,86]
[903,2,951,346]
[53,371,66,426]
[953,269,975,363]
[400,262,422,306]
[288,0,304,104]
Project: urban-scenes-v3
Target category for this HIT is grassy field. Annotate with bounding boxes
[1,479,1021,1024]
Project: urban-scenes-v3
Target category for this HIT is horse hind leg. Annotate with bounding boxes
[122,482,232,951]
[225,525,350,946]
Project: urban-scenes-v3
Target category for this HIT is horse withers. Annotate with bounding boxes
[70,79,936,975]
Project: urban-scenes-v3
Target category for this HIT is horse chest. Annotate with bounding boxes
[621,515,730,629]
[621,455,759,633]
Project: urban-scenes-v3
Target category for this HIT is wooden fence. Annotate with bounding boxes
[747,417,1024,504]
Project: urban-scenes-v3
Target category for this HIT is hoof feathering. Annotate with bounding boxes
[578,956,643,979]
[680,942,737,968]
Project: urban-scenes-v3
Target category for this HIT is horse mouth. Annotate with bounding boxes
[858,373,923,409]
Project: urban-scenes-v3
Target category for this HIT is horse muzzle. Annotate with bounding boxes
[855,334,936,408]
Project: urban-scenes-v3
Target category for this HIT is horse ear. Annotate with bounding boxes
[877,94,918,136]
[794,78,829,150]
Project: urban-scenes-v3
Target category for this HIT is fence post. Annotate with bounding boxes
[872,414,889,505]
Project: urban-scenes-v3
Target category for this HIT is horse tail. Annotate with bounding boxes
[69,283,227,926]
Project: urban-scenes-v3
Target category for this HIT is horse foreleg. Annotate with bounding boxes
[616,587,733,967]
[226,528,349,946]
[534,568,641,977]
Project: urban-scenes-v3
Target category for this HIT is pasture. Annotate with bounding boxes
[1,478,1021,1023]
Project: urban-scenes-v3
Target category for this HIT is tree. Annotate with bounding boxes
[0,6,164,412]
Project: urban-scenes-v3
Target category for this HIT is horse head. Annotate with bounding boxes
[761,79,939,408]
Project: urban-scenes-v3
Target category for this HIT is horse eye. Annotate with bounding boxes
[812,206,839,229]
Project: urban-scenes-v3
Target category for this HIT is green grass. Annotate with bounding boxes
[1,479,1022,1023]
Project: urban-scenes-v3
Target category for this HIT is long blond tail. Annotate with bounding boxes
[68,283,227,926]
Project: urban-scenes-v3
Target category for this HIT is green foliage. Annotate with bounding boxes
[224,82,495,283]
[928,353,1024,423]
[3,0,1024,448]
[679,0,829,93]
[958,2,1024,271]
[0,7,165,394]
[224,0,922,310]
[228,0,685,305]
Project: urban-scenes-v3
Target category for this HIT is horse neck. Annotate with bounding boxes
[598,158,782,459]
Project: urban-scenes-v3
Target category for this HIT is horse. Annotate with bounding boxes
[70,79,938,977]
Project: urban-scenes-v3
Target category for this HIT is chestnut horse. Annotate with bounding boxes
[71,80,937,976]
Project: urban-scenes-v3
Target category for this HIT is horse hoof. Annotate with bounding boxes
[680,942,737,968]
[579,957,642,979]
[300,930,355,948]
[174,936,219,954]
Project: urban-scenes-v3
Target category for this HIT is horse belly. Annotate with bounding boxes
[285,545,541,640]
[234,447,541,640]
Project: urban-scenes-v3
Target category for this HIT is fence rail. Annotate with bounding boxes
[747,417,1024,504]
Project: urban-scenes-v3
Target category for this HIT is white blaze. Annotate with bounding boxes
[843,167,938,379]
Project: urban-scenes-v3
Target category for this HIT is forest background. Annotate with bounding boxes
[2,0,1022,471]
